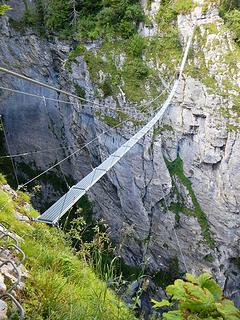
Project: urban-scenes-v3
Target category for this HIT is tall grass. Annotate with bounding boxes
[0,174,136,320]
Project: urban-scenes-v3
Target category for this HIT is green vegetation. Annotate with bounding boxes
[181,4,240,130]
[184,26,217,90]
[45,0,72,36]
[68,44,86,63]
[99,78,113,97]
[143,1,184,78]
[157,0,194,29]
[121,55,150,101]
[95,110,144,127]
[21,0,144,40]
[152,257,180,289]
[219,0,240,17]
[225,9,240,44]
[204,253,215,262]
[95,112,120,127]
[82,39,156,102]
[226,123,239,132]
[219,0,240,45]
[0,4,11,15]
[84,47,120,97]
[153,124,173,138]
[165,157,214,248]
[172,0,195,14]
[0,119,18,188]
[74,83,86,99]
[24,0,46,35]
[0,174,136,320]
[152,272,240,319]
[10,0,181,104]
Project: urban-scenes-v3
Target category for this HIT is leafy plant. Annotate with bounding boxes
[0,4,11,15]
[152,273,240,319]
[219,0,240,15]
[173,0,195,14]
[74,83,86,99]
[128,34,145,57]
[46,0,71,33]
[225,9,240,44]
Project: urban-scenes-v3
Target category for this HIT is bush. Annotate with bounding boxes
[97,7,116,28]
[46,0,71,33]
[69,45,86,61]
[74,84,86,99]
[157,0,194,30]
[173,0,195,14]
[225,9,240,44]
[119,20,136,38]
[128,34,145,57]
[99,79,113,97]
[76,16,99,40]
[22,0,46,35]
[11,0,144,40]
[123,4,144,24]
[46,0,143,39]
[153,273,240,319]
[219,0,240,15]
[0,4,11,15]
[123,59,149,79]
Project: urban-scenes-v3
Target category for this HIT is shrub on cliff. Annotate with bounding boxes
[0,4,11,15]
[225,9,240,44]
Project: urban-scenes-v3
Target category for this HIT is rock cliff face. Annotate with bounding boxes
[0,0,239,305]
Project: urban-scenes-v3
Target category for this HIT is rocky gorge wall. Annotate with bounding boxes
[0,0,239,305]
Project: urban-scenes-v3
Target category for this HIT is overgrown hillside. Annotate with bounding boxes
[0,173,136,320]
[1,172,239,319]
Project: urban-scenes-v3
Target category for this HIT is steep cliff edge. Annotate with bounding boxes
[0,174,136,319]
[0,0,239,305]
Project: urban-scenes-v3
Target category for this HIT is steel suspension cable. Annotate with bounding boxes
[0,66,169,111]
[42,96,71,191]
[0,66,107,108]
[0,86,128,112]
[127,28,197,274]
[0,83,168,160]
[16,88,169,190]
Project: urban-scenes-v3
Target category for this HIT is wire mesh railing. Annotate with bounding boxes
[0,221,25,319]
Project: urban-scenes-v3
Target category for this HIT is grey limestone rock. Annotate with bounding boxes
[0,1,239,305]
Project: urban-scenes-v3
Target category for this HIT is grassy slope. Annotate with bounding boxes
[0,174,136,320]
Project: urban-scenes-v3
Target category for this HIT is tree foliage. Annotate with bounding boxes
[225,9,240,44]
[24,0,143,39]
[152,273,240,320]
[219,0,240,14]
[219,0,240,45]
[46,0,71,34]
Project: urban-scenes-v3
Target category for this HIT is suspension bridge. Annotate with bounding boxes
[0,27,195,226]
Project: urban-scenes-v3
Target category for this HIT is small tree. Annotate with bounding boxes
[152,273,240,319]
